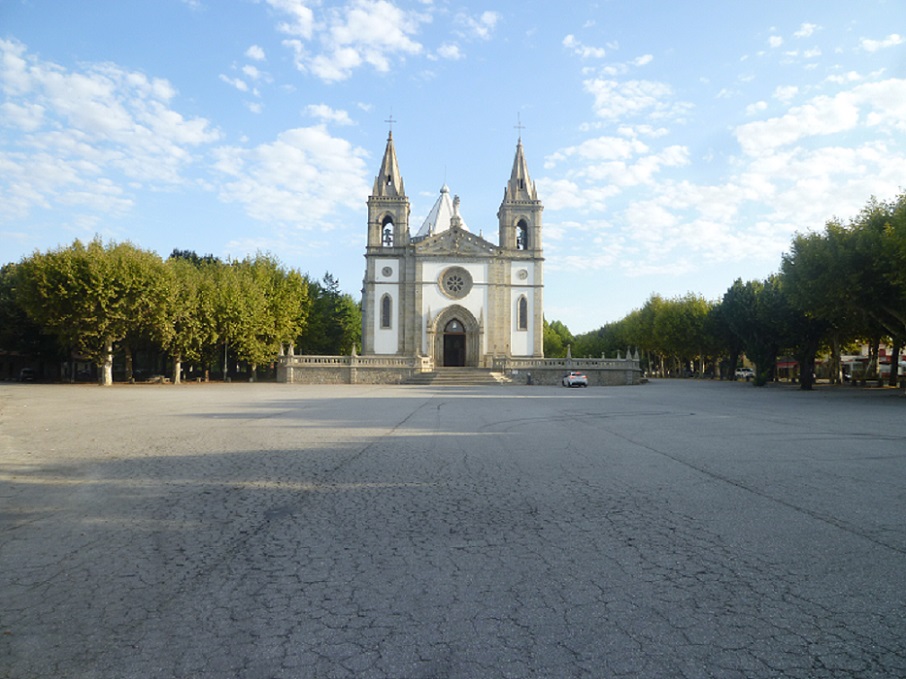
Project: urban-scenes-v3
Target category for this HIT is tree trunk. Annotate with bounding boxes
[249,362,257,382]
[831,333,842,385]
[173,354,182,385]
[868,336,880,380]
[888,338,901,387]
[100,340,114,386]
[798,345,818,391]
[124,345,134,383]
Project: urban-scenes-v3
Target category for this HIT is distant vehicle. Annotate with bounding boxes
[562,371,588,387]
[18,368,36,382]
[735,367,754,380]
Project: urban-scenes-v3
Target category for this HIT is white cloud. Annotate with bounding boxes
[220,74,249,92]
[769,35,783,48]
[632,54,653,67]
[535,177,620,213]
[0,101,45,131]
[772,85,798,103]
[304,104,354,125]
[0,39,219,222]
[212,126,370,227]
[861,33,903,52]
[278,0,426,82]
[546,135,650,167]
[246,45,267,61]
[436,43,463,60]
[825,71,862,85]
[241,65,264,80]
[456,10,501,41]
[745,100,768,116]
[794,23,819,39]
[267,0,315,39]
[736,78,906,156]
[563,34,607,59]
[584,78,686,121]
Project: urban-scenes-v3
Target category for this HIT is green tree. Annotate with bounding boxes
[0,263,66,370]
[721,277,792,386]
[159,257,216,384]
[297,273,360,355]
[16,239,168,386]
[543,318,573,358]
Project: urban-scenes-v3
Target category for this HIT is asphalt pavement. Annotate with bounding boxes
[1,380,904,678]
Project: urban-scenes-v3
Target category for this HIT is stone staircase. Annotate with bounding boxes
[404,367,512,386]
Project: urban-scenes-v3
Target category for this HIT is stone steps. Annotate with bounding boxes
[404,368,512,386]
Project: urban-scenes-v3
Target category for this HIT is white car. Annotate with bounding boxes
[562,371,588,387]
[735,367,754,380]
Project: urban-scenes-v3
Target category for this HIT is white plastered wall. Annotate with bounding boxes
[373,258,399,354]
[419,261,489,355]
[510,263,536,356]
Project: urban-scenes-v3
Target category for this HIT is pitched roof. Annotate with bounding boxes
[415,184,470,238]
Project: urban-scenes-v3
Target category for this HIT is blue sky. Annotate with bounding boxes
[2,1,906,334]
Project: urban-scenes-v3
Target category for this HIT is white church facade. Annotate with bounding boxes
[360,131,544,368]
[277,130,642,386]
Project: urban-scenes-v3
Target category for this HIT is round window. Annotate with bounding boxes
[439,267,472,299]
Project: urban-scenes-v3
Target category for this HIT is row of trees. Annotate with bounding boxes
[1,240,361,385]
[547,193,906,389]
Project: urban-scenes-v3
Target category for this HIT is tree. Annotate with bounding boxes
[16,239,168,386]
[721,277,789,386]
[0,263,66,369]
[159,257,216,384]
[708,301,742,379]
[543,319,573,357]
[651,294,714,376]
[297,273,360,355]
[237,254,311,375]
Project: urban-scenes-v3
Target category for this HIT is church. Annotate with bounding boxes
[360,131,545,368]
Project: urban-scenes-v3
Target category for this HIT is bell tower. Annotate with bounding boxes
[367,131,410,250]
[362,129,411,355]
[497,133,545,358]
[497,136,543,254]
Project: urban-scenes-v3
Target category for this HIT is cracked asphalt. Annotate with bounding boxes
[1,380,905,678]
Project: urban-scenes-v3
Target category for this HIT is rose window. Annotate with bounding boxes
[439,267,472,299]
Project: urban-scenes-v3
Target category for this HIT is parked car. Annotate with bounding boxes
[735,367,754,380]
[18,368,36,382]
[562,371,588,387]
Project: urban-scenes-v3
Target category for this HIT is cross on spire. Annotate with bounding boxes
[385,113,396,135]
[514,114,525,141]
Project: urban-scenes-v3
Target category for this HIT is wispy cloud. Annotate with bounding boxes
[0,38,219,221]
[563,34,606,59]
[861,33,904,52]
[212,125,370,227]
[274,0,427,82]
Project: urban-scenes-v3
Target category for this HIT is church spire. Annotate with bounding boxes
[504,138,537,202]
[498,133,543,252]
[373,130,406,198]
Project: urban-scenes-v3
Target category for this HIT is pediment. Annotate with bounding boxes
[415,225,499,257]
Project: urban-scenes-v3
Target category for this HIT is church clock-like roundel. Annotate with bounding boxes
[439,266,473,299]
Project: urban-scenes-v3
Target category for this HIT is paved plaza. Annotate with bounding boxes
[1,380,905,678]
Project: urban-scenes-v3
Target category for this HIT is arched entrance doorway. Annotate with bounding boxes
[430,305,481,368]
[443,319,466,367]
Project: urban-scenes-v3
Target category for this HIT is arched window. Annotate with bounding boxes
[516,219,528,250]
[380,294,392,329]
[382,215,394,247]
[517,296,528,330]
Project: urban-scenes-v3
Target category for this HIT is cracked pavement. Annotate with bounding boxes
[1,380,905,678]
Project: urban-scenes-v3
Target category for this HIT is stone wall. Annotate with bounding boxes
[494,356,643,386]
[278,353,643,386]
[277,355,431,385]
